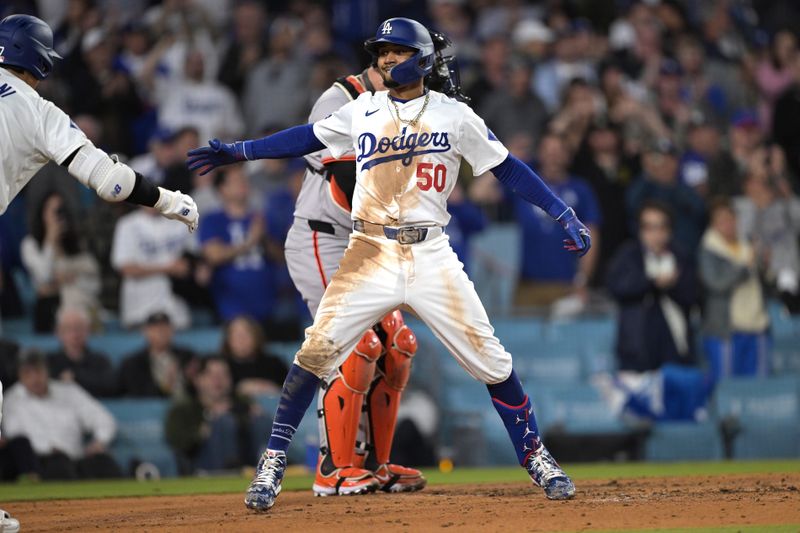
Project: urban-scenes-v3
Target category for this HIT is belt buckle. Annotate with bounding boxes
[397,227,422,244]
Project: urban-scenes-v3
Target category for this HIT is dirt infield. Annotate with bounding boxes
[7,473,800,532]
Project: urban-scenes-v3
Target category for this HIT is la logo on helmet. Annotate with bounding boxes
[381,21,392,34]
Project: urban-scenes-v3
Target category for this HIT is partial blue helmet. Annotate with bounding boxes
[0,14,62,80]
[364,18,434,87]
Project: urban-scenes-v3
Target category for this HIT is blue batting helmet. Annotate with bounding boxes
[364,18,434,87]
[0,15,62,80]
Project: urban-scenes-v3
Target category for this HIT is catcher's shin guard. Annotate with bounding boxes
[364,311,426,492]
[314,330,382,496]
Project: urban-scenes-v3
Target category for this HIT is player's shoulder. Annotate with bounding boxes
[429,89,462,107]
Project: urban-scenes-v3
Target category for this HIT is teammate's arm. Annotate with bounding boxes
[59,144,198,231]
[490,154,592,256]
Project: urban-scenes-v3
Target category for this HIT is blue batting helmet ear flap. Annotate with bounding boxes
[0,14,62,80]
[364,18,434,87]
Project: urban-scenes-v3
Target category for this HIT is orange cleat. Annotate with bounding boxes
[312,466,380,497]
[372,463,427,493]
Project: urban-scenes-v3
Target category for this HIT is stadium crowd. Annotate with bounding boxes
[1,0,800,478]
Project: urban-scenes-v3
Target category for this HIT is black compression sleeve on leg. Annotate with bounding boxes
[125,172,160,207]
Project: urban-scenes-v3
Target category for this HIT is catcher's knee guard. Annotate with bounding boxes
[317,330,381,476]
[364,311,417,467]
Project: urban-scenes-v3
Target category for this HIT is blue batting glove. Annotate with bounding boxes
[186,139,248,175]
[556,207,591,257]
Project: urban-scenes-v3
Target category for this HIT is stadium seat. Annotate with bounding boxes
[535,383,627,434]
[267,341,301,365]
[712,376,800,459]
[771,336,800,376]
[468,224,520,316]
[173,328,222,355]
[644,421,724,461]
[103,399,177,478]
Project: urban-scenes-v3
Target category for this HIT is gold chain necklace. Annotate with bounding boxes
[390,92,430,127]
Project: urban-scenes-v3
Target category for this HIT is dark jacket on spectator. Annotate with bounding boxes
[606,241,698,372]
[47,349,116,397]
[117,346,196,398]
[226,351,288,389]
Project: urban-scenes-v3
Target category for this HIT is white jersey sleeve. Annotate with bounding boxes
[312,96,360,160]
[456,105,509,176]
[37,101,88,165]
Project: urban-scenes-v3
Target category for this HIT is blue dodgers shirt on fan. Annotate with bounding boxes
[198,210,275,321]
[512,175,601,282]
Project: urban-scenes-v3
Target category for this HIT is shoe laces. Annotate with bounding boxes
[527,447,564,483]
[254,452,285,487]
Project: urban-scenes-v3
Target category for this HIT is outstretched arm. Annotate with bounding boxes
[61,144,199,232]
[186,124,325,176]
[491,154,592,256]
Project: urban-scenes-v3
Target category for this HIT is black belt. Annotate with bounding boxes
[308,219,336,235]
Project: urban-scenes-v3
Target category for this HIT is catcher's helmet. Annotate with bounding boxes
[364,18,434,87]
[0,14,61,80]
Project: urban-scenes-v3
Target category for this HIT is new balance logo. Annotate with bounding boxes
[365,109,379,117]
[381,21,392,34]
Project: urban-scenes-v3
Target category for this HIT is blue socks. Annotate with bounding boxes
[487,369,542,465]
[266,364,321,452]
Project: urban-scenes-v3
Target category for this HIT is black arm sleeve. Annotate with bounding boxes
[126,172,161,207]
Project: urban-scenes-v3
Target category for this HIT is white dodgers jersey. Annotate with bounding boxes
[0,68,87,214]
[313,90,508,227]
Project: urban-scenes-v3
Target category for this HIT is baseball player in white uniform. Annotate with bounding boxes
[286,63,427,497]
[0,19,198,524]
[187,18,590,512]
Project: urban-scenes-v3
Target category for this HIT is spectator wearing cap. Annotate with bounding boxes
[513,18,554,62]
[217,1,269,98]
[117,312,197,398]
[465,35,511,113]
[127,127,178,186]
[700,199,770,383]
[242,18,311,136]
[533,20,598,112]
[513,132,601,307]
[164,356,271,474]
[479,55,547,145]
[678,114,730,199]
[627,138,706,256]
[48,307,116,398]
[571,119,638,285]
[2,350,121,480]
[156,49,245,146]
[63,27,144,156]
[111,200,195,330]
[198,165,276,326]
[726,109,765,195]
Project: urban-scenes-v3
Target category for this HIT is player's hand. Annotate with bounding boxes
[155,188,199,233]
[186,139,247,175]
[557,207,591,257]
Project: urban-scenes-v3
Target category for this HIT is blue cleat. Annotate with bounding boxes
[245,450,287,511]
[525,445,576,500]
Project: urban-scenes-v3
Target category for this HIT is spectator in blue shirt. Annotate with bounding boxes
[447,183,487,274]
[513,132,601,306]
[198,165,274,325]
[627,139,706,257]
